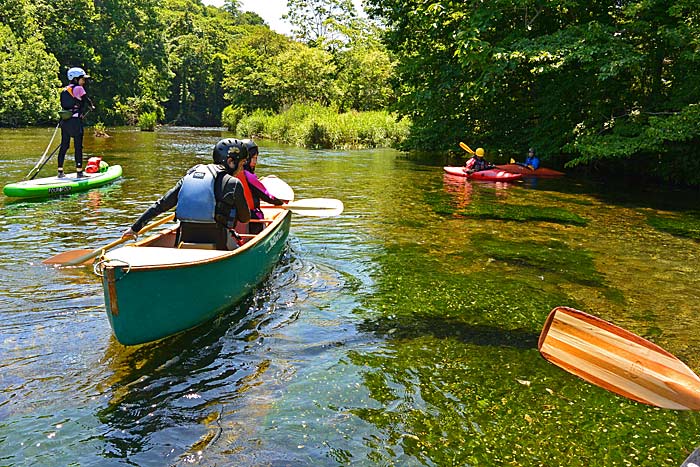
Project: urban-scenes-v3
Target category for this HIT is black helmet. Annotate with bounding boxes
[241,139,258,171]
[212,138,248,167]
[241,139,258,157]
[528,147,535,154]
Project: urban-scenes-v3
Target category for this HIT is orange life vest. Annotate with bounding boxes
[236,172,254,210]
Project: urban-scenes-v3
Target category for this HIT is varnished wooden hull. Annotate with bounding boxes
[538,306,700,410]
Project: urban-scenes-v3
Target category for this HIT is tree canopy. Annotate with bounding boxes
[366,0,700,184]
[0,0,393,127]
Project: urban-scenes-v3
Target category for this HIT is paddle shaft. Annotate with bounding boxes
[459,142,476,155]
[260,198,344,217]
[28,144,61,180]
[45,213,176,266]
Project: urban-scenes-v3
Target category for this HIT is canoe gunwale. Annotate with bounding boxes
[100,208,289,273]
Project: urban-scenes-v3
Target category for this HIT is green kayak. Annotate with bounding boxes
[3,165,123,198]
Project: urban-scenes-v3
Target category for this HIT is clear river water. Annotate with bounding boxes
[1,126,699,466]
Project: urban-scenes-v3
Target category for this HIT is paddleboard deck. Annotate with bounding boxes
[538,306,700,410]
[443,166,522,182]
[3,165,123,198]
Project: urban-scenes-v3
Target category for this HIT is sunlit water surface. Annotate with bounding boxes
[1,127,699,466]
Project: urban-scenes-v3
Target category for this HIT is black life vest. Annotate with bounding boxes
[60,85,81,114]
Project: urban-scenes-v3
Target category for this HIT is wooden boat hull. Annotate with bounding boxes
[443,166,522,182]
[97,209,291,345]
[539,306,700,410]
[3,165,123,198]
[495,164,564,177]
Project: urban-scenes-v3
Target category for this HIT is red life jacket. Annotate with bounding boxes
[235,172,255,210]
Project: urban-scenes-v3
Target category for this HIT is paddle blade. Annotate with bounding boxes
[43,213,176,267]
[538,306,700,410]
[260,175,295,202]
[42,249,96,265]
[459,142,475,154]
[286,198,344,217]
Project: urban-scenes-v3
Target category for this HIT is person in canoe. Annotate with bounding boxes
[240,139,286,234]
[465,147,495,173]
[57,67,95,178]
[513,147,540,170]
[121,138,251,250]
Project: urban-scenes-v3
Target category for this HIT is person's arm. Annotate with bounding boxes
[220,177,251,224]
[123,179,182,237]
[246,171,284,205]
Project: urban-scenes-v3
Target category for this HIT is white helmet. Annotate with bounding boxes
[67,67,90,81]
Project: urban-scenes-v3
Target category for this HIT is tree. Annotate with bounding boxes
[0,2,61,127]
[366,0,700,184]
[284,0,357,47]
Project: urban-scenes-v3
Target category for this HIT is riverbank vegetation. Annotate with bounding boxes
[365,0,700,185]
[1,0,699,184]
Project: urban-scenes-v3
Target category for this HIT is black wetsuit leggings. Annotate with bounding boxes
[58,117,84,169]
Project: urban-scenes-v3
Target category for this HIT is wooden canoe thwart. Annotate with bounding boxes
[538,306,700,410]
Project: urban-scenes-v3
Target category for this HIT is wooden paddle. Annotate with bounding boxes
[43,213,176,266]
[262,198,344,217]
[538,306,700,410]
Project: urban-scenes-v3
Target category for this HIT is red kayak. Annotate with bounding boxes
[443,166,522,182]
[495,164,564,177]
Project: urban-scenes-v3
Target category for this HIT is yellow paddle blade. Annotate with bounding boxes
[459,142,476,155]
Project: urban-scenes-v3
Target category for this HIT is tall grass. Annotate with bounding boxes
[223,103,410,149]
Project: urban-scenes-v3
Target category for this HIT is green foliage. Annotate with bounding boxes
[138,111,157,131]
[235,102,409,149]
[366,0,700,184]
[0,23,61,126]
[221,104,245,131]
[284,0,357,46]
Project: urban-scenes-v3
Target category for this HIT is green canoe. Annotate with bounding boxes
[95,208,291,345]
[3,165,123,198]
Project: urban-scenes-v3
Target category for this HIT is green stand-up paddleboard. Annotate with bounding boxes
[3,165,122,199]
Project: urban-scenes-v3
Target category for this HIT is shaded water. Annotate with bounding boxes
[1,126,700,466]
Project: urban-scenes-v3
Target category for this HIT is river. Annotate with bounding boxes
[1,126,699,466]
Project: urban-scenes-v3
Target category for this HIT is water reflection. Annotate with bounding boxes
[442,173,514,208]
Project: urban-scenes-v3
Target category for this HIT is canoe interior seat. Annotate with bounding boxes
[105,246,228,267]
[178,242,217,250]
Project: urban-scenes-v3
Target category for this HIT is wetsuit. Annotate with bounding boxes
[130,164,251,250]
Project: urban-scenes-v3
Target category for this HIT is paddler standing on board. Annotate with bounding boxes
[57,67,94,178]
